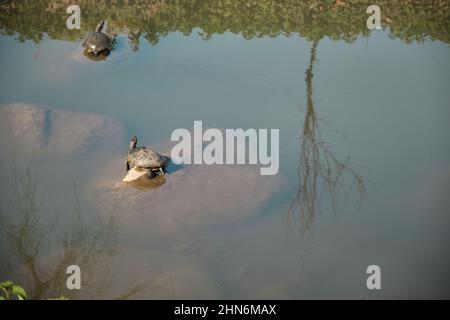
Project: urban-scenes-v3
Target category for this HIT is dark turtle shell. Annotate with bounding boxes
[82,32,112,55]
[128,147,167,169]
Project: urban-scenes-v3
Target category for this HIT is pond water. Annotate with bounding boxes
[0,1,449,299]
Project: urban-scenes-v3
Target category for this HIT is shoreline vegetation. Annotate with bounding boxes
[0,0,449,47]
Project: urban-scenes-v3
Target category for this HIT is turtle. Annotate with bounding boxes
[124,136,168,182]
[82,21,114,56]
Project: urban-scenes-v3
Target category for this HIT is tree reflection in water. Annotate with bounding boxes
[1,1,448,46]
[0,149,151,299]
[287,41,367,240]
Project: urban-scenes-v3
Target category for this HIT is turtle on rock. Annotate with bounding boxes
[82,21,115,56]
[123,136,169,182]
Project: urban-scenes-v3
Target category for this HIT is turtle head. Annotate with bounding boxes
[130,136,137,151]
[96,21,105,33]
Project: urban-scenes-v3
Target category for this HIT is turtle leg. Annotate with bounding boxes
[126,161,130,172]
[146,169,155,179]
[159,167,165,176]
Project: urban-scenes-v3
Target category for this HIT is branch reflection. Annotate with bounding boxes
[0,149,151,299]
[287,41,367,239]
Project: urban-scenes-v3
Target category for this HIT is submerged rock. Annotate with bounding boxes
[0,103,123,158]
[96,249,221,299]
[90,155,284,238]
[0,103,125,207]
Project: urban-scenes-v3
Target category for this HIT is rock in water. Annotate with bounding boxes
[89,156,285,240]
[0,103,125,206]
[0,103,123,157]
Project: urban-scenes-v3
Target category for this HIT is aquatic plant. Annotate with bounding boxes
[0,280,27,300]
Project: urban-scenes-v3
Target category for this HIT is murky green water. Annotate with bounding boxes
[0,1,449,299]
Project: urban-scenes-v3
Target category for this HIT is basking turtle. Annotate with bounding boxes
[123,136,168,182]
[82,21,114,56]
